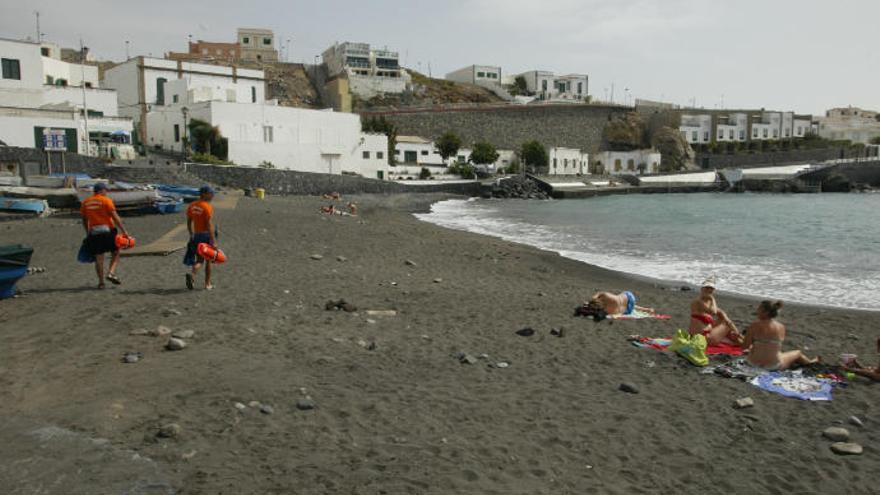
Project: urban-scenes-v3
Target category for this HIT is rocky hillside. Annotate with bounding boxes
[354,70,505,111]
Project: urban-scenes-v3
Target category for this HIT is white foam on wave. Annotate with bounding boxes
[416,199,880,311]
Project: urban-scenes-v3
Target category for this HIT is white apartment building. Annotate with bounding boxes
[322,42,411,99]
[516,70,588,102]
[548,147,588,175]
[103,56,266,147]
[445,65,502,86]
[680,114,713,144]
[0,37,132,154]
[816,106,880,144]
[144,78,388,178]
[237,28,278,62]
[681,110,812,145]
[595,150,662,175]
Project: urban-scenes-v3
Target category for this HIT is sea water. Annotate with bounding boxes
[416,193,880,311]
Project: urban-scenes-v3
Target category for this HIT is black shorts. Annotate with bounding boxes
[84,229,118,256]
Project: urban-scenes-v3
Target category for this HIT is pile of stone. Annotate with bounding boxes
[490,176,549,199]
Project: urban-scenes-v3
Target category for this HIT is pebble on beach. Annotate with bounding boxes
[166,338,187,351]
[296,399,316,411]
[234,402,247,411]
[336,256,348,262]
[163,308,182,317]
[433,278,443,283]
[460,354,478,365]
[157,423,181,439]
[618,383,639,394]
[310,254,323,260]
[259,404,274,415]
[829,442,863,456]
[734,397,755,409]
[152,326,173,337]
[172,330,195,339]
[849,416,864,428]
[822,427,850,442]
[405,260,417,267]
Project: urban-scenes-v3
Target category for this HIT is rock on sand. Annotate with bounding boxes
[830,442,863,456]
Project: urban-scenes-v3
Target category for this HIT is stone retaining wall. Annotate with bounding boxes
[695,148,856,169]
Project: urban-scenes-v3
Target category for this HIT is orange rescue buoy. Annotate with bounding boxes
[197,243,226,263]
[115,234,136,250]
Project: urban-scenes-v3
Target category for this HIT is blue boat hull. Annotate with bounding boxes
[0,197,48,215]
[0,266,27,299]
[0,244,33,299]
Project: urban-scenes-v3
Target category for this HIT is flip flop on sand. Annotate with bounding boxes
[185,273,194,290]
[106,273,121,285]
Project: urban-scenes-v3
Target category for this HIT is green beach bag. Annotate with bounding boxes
[667,329,709,367]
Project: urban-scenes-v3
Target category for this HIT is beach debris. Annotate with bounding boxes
[156,423,181,439]
[643,360,656,368]
[849,416,864,428]
[365,310,397,317]
[166,338,187,351]
[366,319,376,325]
[172,329,195,339]
[618,383,639,394]
[26,266,47,275]
[367,342,378,351]
[121,351,143,364]
[259,404,274,415]
[550,327,565,338]
[421,334,431,341]
[515,327,536,337]
[129,329,150,336]
[734,397,755,409]
[336,256,348,262]
[296,399,316,411]
[405,259,417,267]
[846,333,859,341]
[310,254,324,260]
[234,402,247,411]
[162,308,182,317]
[272,301,282,307]
[478,353,490,360]
[823,427,850,442]
[830,442,863,456]
[537,292,546,297]
[433,278,443,283]
[325,299,357,312]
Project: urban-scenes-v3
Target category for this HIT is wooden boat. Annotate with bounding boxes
[0,244,33,299]
[0,197,50,217]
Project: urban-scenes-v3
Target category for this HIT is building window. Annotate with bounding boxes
[84,82,92,88]
[405,150,418,163]
[1,58,21,80]
[563,158,568,168]
[394,149,400,154]
[172,94,179,103]
[577,82,583,94]
[156,77,167,105]
[773,129,778,138]
[718,130,724,139]
[614,159,622,171]
[627,159,635,171]
[251,86,257,103]
[457,155,465,163]
[263,126,273,143]
[553,158,557,168]
[753,128,758,138]
[420,150,428,156]
[784,129,790,137]
[173,124,180,143]
[477,72,485,78]
[45,75,54,85]
[703,131,709,142]
[542,80,548,91]
[763,129,768,138]
[363,151,370,159]
[263,38,272,45]
[377,151,384,159]
[692,131,698,142]
[739,130,745,140]
[243,37,250,45]
[797,126,803,135]
[40,47,50,57]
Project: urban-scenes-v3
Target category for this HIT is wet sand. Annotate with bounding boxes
[1,193,878,494]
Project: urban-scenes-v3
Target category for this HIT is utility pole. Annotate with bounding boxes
[80,39,91,157]
[125,40,130,60]
[34,11,40,42]
[181,107,189,165]
[610,83,615,104]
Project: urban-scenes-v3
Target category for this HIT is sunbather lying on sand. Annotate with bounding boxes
[588,291,653,316]
[320,205,353,217]
[322,192,341,200]
[843,337,880,381]
[740,300,820,370]
[688,276,743,345]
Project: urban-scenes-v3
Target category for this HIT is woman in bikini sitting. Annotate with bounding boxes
[688,276,743,345]
[843,337,880,381]
[740,300,819,370]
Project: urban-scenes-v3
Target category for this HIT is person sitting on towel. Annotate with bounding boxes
[688,275,743,345]
[844,337,880,381]
[588,291,652,316]
[741,300,819,370]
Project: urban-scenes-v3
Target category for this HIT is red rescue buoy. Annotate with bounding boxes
[115,234,136,250]
[197,243,226,263]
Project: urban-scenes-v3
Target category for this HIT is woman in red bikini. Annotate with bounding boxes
[688,276,743,345]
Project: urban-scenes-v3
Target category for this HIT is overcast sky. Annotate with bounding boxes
[3,0,877,115]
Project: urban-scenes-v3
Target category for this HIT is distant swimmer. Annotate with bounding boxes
[184,186,217,290]
[740,300,820,370]
[77,183,130,289]
[588,291,653,316]
[688,276,743,345]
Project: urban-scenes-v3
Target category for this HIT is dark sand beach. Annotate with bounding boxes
[1,193,878,494]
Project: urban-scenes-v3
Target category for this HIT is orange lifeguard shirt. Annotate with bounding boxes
[187,200,214,233]
[80,194,116,230]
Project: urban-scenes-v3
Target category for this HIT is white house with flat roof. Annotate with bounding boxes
[395,135,445,166]
[144,78,388,178]
[548,147,588,175]
[102,56,265,147]
[595,150,661,175]
[680,114,713,145]
[237,28,277,62]
[681,110,813,145]
[515,70,588,102]
[816,106,880,144]
[445,65,502,86]
[0,37,131,154]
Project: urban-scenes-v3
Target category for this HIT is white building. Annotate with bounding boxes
[445,65,502,86]
[515,70,588,102]
[395,135,445,166]
[103,56,265,147]
[816,106,880,144]
[680,114,713,145]
[548,147,588,175]
[0,37,131,154]
[595,150,662,175]
[322,42,410,99]
[144,78,388,178]
[681,110,813,145]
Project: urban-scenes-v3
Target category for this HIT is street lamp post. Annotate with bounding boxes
[181,106,189,164]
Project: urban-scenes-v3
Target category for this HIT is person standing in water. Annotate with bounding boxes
[184,186,217,290]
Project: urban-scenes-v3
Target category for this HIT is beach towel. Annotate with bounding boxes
[630,335,744,356]
[607,309,672,321]
[750,371,834,401]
